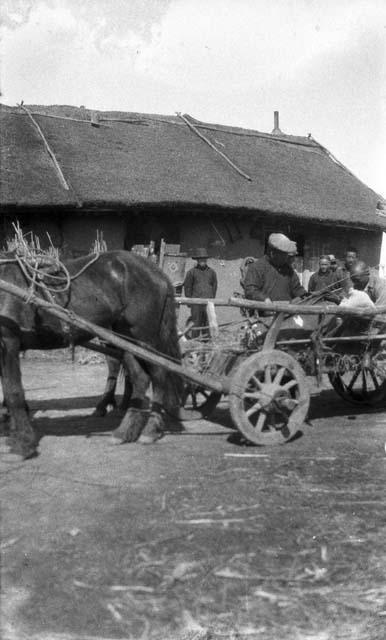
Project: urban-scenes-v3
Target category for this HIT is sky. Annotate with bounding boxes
[1,0,386,196]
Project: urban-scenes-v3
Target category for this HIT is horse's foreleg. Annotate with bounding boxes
[0,329,38,458]
[94,355,120,416]
[111,355,149,443]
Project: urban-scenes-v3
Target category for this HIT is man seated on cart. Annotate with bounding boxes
[348,261,386,328]
[243,233,307,306]
[326,260,385,341]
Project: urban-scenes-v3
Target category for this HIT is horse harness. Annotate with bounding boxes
[0,253,101,344]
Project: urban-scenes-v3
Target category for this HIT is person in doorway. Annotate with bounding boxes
[328,254,339,272]
[308,255,341,303]
[183,248,218,338]
[243,233,307,304]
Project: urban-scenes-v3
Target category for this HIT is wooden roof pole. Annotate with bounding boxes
[20,104,70,191]
[177,112,252,182]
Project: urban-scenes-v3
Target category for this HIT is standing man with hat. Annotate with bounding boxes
[184,248,218,337]
[243,233,307,303]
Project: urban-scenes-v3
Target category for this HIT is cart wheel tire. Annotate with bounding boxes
[229,349,310,445]
[170,388,222,421]
[328,367,386,406]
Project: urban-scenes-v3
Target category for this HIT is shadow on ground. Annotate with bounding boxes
[19,387,386,445]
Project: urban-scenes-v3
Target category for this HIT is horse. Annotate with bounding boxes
[0,250,182,459]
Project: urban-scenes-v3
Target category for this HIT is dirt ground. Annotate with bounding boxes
[1,354,386,640]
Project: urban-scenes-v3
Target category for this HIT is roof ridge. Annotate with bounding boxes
[1,103,318,148]
[310,135,384,200]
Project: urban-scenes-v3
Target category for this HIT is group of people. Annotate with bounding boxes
[309,246,386,313]
[182,234,386,335]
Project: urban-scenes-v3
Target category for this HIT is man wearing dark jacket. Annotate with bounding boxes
[243,233,307,303]
[184,248,217,337]
[336,247,359,295]
[308,255,341,303]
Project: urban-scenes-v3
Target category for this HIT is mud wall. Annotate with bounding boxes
[5,208,381,327]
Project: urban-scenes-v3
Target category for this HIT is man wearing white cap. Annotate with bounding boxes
[243,233,307,303]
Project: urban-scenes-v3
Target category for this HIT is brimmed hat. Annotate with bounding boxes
[328,254,337,262]
[268,233,297,255]
[192,248,209,259]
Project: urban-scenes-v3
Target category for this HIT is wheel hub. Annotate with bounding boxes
[258,383,290,410]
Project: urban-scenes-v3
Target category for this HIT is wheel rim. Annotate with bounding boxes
[328,355,386,406]
[229,350,309,445]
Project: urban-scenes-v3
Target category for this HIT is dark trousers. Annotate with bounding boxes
[189,305,209,339]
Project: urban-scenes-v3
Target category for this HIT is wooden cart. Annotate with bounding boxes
[1,278,386,447]
[175,296,386,445]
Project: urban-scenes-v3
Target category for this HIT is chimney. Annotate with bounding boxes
[271,111,282,135]
[91,111,100,127]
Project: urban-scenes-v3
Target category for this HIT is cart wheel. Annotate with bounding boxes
[229,349,310,445]
[328,350,386,406]
[169,347,222,421]
[173,386,222,421]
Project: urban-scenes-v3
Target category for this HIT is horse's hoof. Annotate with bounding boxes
[5,436,38,460]
[112,408,148,443]
[23,448,39,460]
[137,412,164,445]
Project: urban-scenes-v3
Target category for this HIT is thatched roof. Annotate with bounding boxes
[1,103,385,229]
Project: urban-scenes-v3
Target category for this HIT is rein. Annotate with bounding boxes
[0,253,101,297]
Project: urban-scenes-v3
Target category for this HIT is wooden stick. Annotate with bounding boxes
[207,301,219,339]
[177,112,252,181]
[275,333,386,346]
[20,104,70,191]
[0,277,224,393]
[21,111,105,125]
[177,295,386,318]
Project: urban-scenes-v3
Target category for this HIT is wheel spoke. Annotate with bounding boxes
[251,375,263,390]
[362,370,368,395]
[265,366,272,384]
[282,378,298,391]
[273,367,286,385]
[369,369,380,390]
[347,367,361,391]
[255,412,267,432]
[244,391,262,400]
[246,401,261,418]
